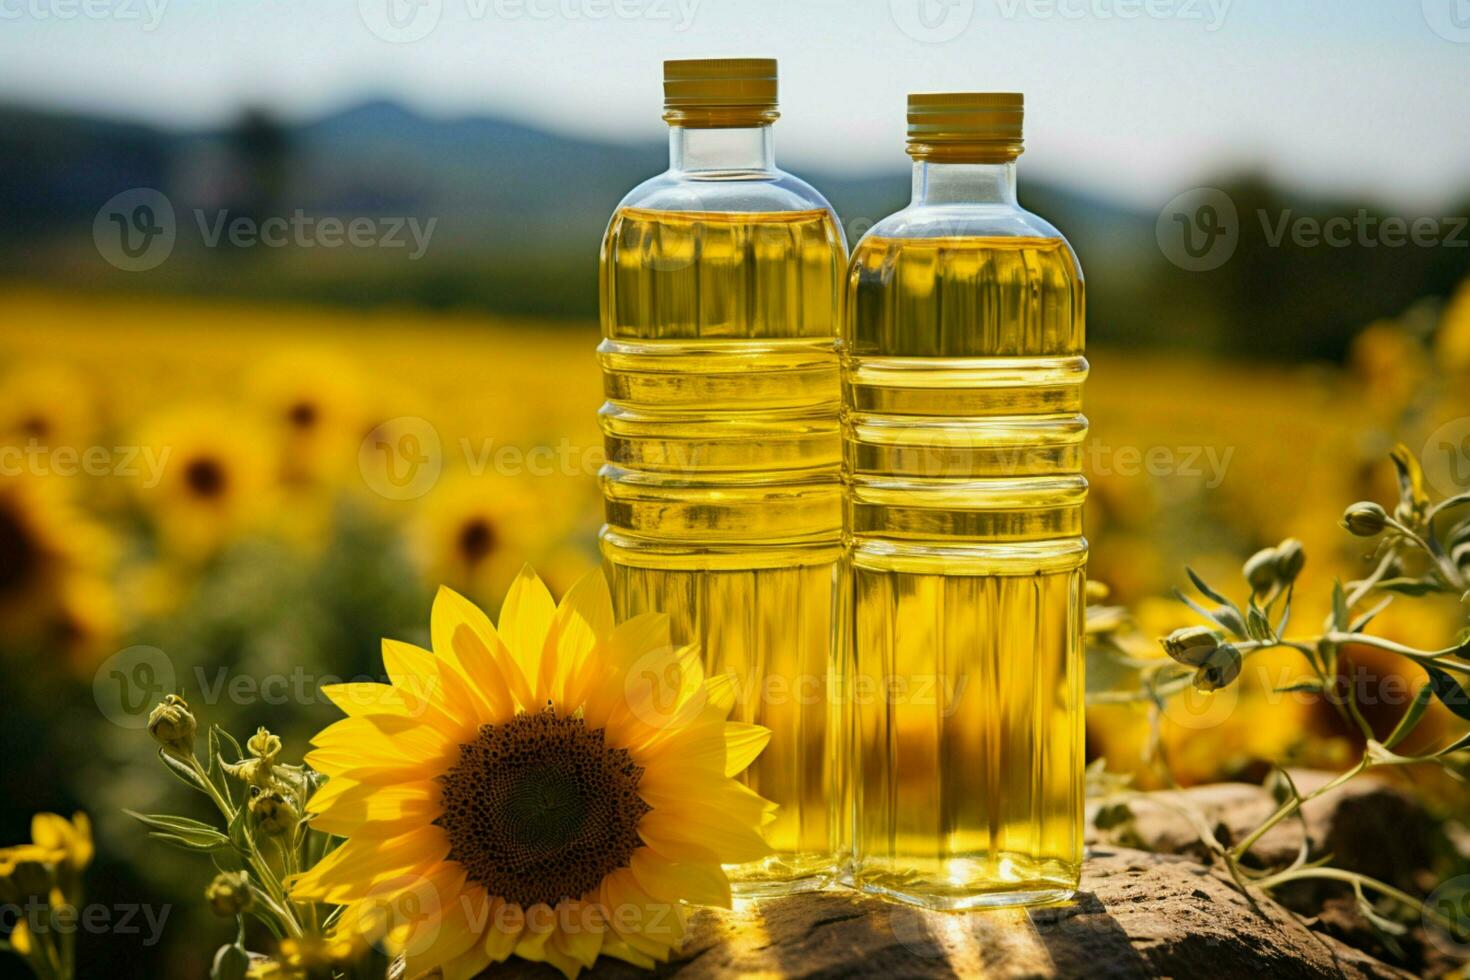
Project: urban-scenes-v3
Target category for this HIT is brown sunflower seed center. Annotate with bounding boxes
[436,706,649,909]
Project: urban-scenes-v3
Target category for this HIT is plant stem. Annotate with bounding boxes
[1228,759,1366,863]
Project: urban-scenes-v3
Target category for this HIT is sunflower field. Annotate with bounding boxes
[3,278,1470,976]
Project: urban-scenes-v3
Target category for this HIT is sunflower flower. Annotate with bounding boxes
[290,568,774,979]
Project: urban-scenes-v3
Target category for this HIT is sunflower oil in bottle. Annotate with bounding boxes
[597,59,846,895]
[840,94,1086,909]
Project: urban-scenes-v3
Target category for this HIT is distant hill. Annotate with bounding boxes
[1,99,1465,358]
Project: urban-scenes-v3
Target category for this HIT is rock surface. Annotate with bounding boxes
[431,847,1413,979]
[1084,769,1434,884]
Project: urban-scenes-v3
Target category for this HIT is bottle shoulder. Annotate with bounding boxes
[856,204,1080,272]
[613,168,842,225]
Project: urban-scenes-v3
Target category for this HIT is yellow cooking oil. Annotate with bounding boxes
[597,59,846,894]
[840,94,1087,909]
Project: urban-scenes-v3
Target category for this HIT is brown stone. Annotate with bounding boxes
[399,847,1413,979]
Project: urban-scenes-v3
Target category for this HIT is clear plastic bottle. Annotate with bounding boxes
[597,59,846,894]
[839,93,1086,909]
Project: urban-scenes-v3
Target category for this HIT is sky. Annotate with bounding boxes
[2,0,1469,210]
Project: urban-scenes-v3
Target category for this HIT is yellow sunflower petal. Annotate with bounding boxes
[598,867,683,958]
[431,585,521,721]
[547,571,615,707]
[319,682,460,735]
[482,899,524,963]
[721,722,772,777]
[399,883,485,980]
[290,825,448,904]
[629,849,731,909]
[382,638,482,726]
[638,808,769,865]
[499,564,557,692]
[306,780,442,839]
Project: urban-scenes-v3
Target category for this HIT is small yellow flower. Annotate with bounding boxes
[291,568,773,979]
[0,812,92,874]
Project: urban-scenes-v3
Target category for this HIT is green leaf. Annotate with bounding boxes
[1432,730,1470,757]
[147,831,233,854]
[1384,684,1436,749]
[157,750,207,792]
[1375,577,1441,596]
[1186,567,1233,608]
[126,810,228,845]
[227,796,252,852]
[1423,665,1470,722]
[212,725,244,762]
[1330,580,1349,631]
[206,729,234,807]
[1273,680,1326,695]
[211,943,250,980]
[211,847,247,874]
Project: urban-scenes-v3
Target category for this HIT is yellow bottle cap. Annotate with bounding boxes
[663,58,779,128]
[906,92,1024,163]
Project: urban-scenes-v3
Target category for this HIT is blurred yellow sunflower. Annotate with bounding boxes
[0,363,96,450]
[247,349,370,489]
[133,406,273,561]
[0,475,114,639]
[411,474,546,605]
[291,568,773,979]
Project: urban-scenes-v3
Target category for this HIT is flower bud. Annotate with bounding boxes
[1341,501,1388,537]
[1193,644,1242,692]
[1084,580,1111,604]
[205,871,253,917]
[248,790,297,836]
[246,727,282,764]
[1275,538,1305,582]
[148,694,197,759]
[1161,626,1220,667]
[1243,547,1279,593]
